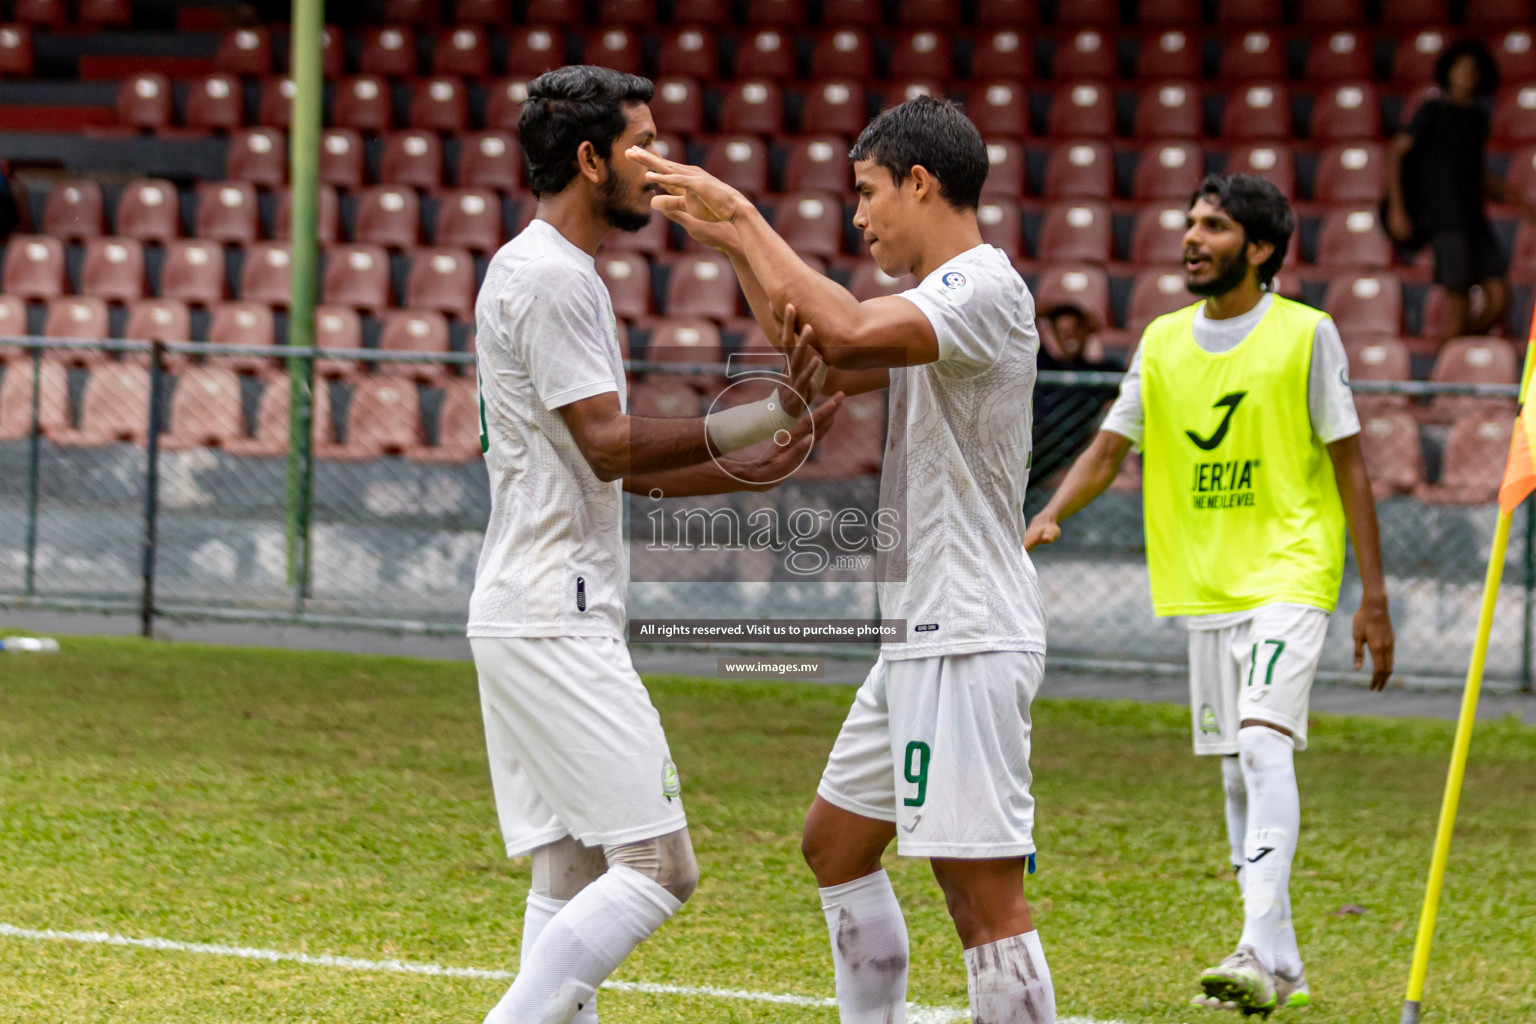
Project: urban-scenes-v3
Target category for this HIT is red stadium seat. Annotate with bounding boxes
[719,79,784,135]
[982,138,1025,198]
[239,242,293,307]
[736,28,796,79]
[1133,81,1202,139]
[1490,28,1536,83]
[118,73,172,130]
[666,252,740,320]
[0,24,32,78]
[1391,29,1447,83]
[317,128,365,190]
[43,180,105,241]
[356,184,423,250]
[1416,411,1515,505]
[79,0,132,26]
[651,77,703,135]
[81,237,146,302]
[898,0,960,25]
[116,179,181,241]
[1316,206,1392,268]
[1053,0,1117,23]
[161,240,227,306]
[258,76,295,129]
[413,377,484,462]
[387,0,442,23]
[458,131,520,192]
[800,389,885,478]
[1493,86,1536,146]
[582,27,643,75]
[409,76,469,132]
[484,77,532,130]
[360,26,420,78]
[0,357,67,439]
[1048,80,1115,138]
[186,74,243,132]
[1052,29,1116,80]
[1130,205,1191,265]
[1465,0,1534,25]
[1138,0,1201,21]
[969,81,1028,138]
[505,26,566,76]
[822,0,882,23]
[1226,142,1295,195]
[226,128,286,187]
[203,305,279,374]
[319,26,344,78]
[648,319,724,371]
[433,26,491,77]
[1216,0,1281,22]
[194,181,260,244]
[1314,142,1385,203]
[1299,0,1365,23]
[13,0,66,30]
[1136,29,1201,80]
[1306,30,1372,81]
[380,131,444,189]
[219,372,298,457]
[1217,31,1286,81]
[3,235,64,300]
[1127,268,1195,337]
[378,309,451,382]
[276,184,341,244]
[334,76,393,133]
[434,188,503,253]
[889,30,953,80]
[596,252,652,320]
[407,247,476,319]
[45,297,109,345]
[217,28,272,77]
[457,0,514,22]
[1427,335,1519,424]
[975,0,1039,24]
[323,245,393,312]
[123,299,192,345]
[322,379,424,459]
[785,136,851,194]
[1035,264,1113,330]
[657,28,717,79]
[971,30,1034,81]
[629,376,702,419]
[802,79,867,137]
[882,79,945,109]
[775,192,845,258]
[599,0,656,24]
[847,261,917,299]
[1222,82,1290,139]
[1357,411,1423,497]
[1037,201,1111,263]
[1512,219,1536,281]
[811,29,875,80]
[1344,334,1412,415]
[55,364,149,447]
[702,136,770,197]
[1380,0,1447,23]
[1325,272,1401,336]
[1043,141,1113,199]
[1311,83,1380,142]
[313,304,364,379]
[162,367,245,451]
[1133,141,1203,199]
[747,0,805,25]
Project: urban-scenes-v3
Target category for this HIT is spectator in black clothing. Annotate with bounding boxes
[1031,301,1122,486]
[1386,39,1536,341]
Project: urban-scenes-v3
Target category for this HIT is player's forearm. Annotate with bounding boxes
[734,206,867,354]
[1331,437,1389,601]
[584,415,717,481]
[1385,137,1410,214]
[725,247,786,345]
[1037,430,1131,524]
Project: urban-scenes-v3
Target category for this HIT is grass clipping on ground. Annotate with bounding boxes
[0,637,1531,1023]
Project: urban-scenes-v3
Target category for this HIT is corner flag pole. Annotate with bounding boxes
[1399,307,1536,1024]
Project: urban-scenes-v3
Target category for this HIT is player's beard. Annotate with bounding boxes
[599,171,653,234]
[1185,246,1250,297]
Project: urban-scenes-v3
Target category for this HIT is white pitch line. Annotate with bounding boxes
[0,922,1149,1024]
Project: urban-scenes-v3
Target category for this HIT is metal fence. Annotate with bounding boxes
[0,336,1530,689]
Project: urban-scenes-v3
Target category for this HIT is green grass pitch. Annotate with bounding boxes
[0,636,1531,1022]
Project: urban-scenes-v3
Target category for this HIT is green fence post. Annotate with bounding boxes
[285,0,323,602]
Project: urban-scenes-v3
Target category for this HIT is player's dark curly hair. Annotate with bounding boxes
[1434,39,1500,97]
[848,95,989,210]
[519,65,654,198]
[1190,173,1295,289]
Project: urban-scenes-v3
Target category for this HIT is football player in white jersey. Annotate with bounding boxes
[632,96,1057,1023]
[469,66,839,1024]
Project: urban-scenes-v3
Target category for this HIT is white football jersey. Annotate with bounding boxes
[876,244,1047,660]
[468,220,628,639]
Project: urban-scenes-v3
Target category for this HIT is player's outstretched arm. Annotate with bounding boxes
[1327,433,1395,690]
[1023,429,1134,550]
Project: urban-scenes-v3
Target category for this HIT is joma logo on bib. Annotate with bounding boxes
[1185,391,1247,451]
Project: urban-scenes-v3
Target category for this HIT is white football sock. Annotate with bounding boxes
[522,892,597,1024]
[486,866,679,1024]
[964,929,1055,1024]
[1221,755,1247,874]
[820,870,909,1024]
[1274,890,1303,980]
[1236,725,1300,974]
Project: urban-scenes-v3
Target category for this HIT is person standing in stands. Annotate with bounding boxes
[1385,39,1536,341]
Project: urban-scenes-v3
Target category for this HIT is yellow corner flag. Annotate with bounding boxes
[1401,306,1536,1024]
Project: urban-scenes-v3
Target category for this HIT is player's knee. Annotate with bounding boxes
[606,828,699,904]
[1238,723,1294,771]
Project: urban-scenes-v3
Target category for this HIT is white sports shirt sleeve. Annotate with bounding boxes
[468,220,629,640]
[877,244,1048,659]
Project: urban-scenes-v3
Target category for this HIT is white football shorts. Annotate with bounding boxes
[1188,602,1330,755]
[817,650,1045,859]
[471,636,687,857]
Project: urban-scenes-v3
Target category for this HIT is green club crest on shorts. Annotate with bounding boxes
[1200,703,1220,735]
[662,759,681,801]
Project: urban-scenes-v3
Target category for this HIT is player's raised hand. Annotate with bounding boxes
[1354,595,1394,690]
[724,389,843,490]
[779,303,829,419]
[662,206,743,255]
[626,146,748,225]
[1022,515,1060,551]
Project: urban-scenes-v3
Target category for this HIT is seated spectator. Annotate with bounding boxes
[1032,300,1123,486]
